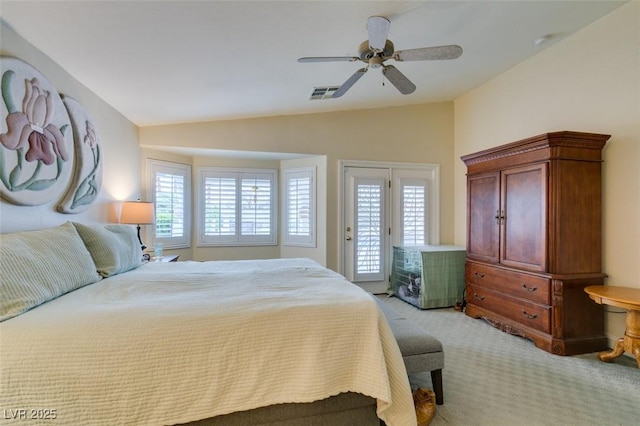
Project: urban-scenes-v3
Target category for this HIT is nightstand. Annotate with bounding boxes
[156,254,179,262]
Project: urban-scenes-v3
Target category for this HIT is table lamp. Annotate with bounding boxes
[120,200,155,251]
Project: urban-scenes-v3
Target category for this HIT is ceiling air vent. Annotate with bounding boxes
[308,86,340,100]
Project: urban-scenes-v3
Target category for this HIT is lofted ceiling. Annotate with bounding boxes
[0,1,627,127]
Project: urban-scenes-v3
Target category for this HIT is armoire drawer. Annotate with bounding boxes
[465,262,550,305]
[467,284,551,334]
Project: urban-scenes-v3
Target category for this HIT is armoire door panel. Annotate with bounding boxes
[466,173,500,263]
[500,164,547,272]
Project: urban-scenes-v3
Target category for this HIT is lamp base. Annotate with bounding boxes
[136,225,146,251]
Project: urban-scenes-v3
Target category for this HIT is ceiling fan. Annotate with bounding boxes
[298,16,463,98]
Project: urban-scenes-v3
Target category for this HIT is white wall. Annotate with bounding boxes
[0,22,140,233]
[453,1,640,343]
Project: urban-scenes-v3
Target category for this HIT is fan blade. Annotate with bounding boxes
[332,68,368,98]
[298,56,360,63]
[393,45,463,61]
[367,16,390,52]
[382,65,416,95]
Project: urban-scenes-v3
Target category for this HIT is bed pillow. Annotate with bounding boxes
[0,222,102,321]
[72,222,144,277]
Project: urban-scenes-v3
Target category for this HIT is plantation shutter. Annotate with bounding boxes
[147,159,191,249]
[155,172,185,238]
[198,168,277,245]
[283,167,316,247]
[354,178,384,281]
[203,175,236,238]
[241,176,272,236]
[401,183,426,246]
[287,176,310,236]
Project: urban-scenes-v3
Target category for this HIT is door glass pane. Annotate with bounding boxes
[402,185,425,246]
[356,183,382,274]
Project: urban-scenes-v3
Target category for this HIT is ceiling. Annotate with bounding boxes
[1,1,627,127]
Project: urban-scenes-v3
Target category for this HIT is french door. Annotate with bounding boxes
[341,161,440,294]
[343,166,390,293]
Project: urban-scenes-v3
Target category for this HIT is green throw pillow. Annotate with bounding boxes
[0,222,102,321]
[72,222,144,277]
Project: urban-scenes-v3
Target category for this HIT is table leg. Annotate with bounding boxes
[598,309,640,371]
[628,310,640,371]
[598,337,625,362]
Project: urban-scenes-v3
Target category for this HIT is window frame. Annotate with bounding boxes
[197,167,278,246]
[146,159,192,249]
[283,166,316,247]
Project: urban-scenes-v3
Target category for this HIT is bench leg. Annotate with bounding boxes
[430,369,444,405]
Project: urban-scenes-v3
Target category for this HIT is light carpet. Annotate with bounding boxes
[377,295,640,426]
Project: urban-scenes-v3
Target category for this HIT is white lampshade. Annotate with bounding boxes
[120,201,155,225]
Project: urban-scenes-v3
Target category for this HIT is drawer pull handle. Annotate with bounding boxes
[473,272,485,279]
[473,293,485,301]
[521,310,538,320]
[521,283,537,292]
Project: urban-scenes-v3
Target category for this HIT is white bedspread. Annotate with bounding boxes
[0,258,415,425]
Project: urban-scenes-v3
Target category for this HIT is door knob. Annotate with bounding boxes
[345,236,352,241]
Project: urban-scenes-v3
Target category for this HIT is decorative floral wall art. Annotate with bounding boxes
[0,56,74,206]
[0,56,102,212]
[58,96,103,213]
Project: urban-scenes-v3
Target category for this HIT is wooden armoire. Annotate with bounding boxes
[461,131,610,355]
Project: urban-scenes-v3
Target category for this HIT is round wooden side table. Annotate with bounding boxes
[584,285,640,374]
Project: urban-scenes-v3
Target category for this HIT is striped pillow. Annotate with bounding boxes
[0,222,102,321]
[72,223,144,277]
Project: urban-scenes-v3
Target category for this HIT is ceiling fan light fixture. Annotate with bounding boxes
[367,16,390,52]
[369,56,383,69]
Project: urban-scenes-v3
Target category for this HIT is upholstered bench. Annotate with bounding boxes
[375,298,445,405]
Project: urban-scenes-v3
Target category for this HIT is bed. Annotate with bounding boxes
[0,222,416,425]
